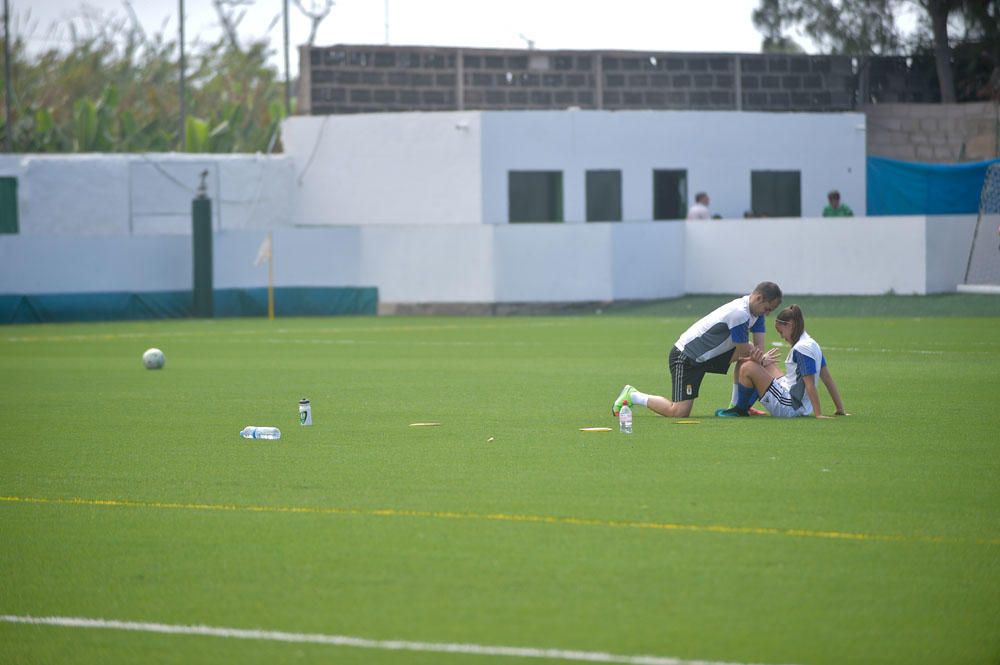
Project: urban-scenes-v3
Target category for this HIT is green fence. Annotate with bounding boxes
[0,287,378,324]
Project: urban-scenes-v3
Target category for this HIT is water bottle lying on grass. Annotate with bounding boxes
[240,426,281,440]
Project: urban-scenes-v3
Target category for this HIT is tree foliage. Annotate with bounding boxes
[1,7,289,153]
[916,0,1000,101]
[753,0,999,102]
[754,0,906,55]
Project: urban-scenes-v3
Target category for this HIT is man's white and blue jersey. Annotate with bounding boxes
[674,296,765,364]
[773,331,826,412]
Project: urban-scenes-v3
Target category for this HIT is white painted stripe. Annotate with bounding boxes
[767,385,793,406]
[956,284,1000,295]
[0,615,797,665]
[823,346,945,355]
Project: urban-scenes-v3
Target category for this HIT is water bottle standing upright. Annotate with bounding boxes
[298,398,312,426]
[240,426,281,440]
[619,404,633,434]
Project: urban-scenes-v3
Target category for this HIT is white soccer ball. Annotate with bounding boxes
[142,348,165,370]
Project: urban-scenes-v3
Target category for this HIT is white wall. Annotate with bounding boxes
[493,222,686,301]
[215,227,363,290]
[683,215,977,295]
[0,223,685,303]
[0,111,966,305]
[281,113,484,226]
[611,222,686,300]
[0,229,359,295]
[925,215,979,293]
[360,226,495,302]
[1,218,972,304]
[480,110,867,224]
[0,235,191,294]
[494,224,612,301]
[15,157,132,236]
[0,154,295,236]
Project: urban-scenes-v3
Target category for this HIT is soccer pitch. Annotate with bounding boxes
[2,296,999,665]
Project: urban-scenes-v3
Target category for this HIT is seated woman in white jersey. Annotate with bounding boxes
[612,282,783,419]
[716,304,848,418]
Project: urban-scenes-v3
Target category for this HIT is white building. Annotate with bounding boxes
[0,110,976,321]
[283,109,867,225]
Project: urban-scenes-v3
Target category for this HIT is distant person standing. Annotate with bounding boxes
[687,192,711,220]
[822,190,853,217]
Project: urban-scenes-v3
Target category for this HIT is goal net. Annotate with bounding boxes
[960,163,1000,293]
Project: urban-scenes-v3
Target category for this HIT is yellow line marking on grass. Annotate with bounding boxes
[3,320,576,344]
[2,495,996,546]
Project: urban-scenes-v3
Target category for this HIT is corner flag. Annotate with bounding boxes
[253,233,275,320]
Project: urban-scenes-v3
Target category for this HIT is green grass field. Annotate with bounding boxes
[2,296,999,665]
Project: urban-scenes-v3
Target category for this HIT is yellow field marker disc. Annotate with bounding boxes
[579,427,612,432]
[674,420,701,425]
[408,422,441,427]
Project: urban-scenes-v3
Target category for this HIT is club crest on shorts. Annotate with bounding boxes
[686,384,693,396]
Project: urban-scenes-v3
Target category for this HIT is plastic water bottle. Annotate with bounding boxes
[619,404,633,434]
[298,398,312,426]
[240,426,281,440]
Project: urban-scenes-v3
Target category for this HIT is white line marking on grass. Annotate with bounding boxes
[0,615,796,665]
[824,346,946,355]
[256,338,545,347]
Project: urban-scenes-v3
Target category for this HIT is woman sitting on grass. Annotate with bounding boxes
[716,305,848,419]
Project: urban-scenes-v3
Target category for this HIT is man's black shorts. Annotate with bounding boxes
[668,346,734,402]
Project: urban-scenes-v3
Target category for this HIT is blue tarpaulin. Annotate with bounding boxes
[867,156,1000,215]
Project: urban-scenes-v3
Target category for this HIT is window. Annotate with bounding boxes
[586,170,622,222]
[0,177,18,234]
[751,170,801,217]
[508,171,563,223]
[652,169,687,220]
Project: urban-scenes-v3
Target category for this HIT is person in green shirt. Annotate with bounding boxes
[823,190,853,217]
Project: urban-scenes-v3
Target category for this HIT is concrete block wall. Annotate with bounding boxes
[865,56,941,104]
[301,44,858,115]
[739,54,854,111]
[600,52,738,110]
[865,101,1000,162]
[300,44,997,122]
[464,51,598,111]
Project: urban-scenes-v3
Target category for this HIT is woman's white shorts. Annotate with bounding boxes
[760,380,812,418]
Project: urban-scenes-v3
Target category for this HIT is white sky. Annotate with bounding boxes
[15,0,788,77]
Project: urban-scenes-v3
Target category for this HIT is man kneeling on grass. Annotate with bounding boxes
[611,281,783,420]
[716,304,849,419]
